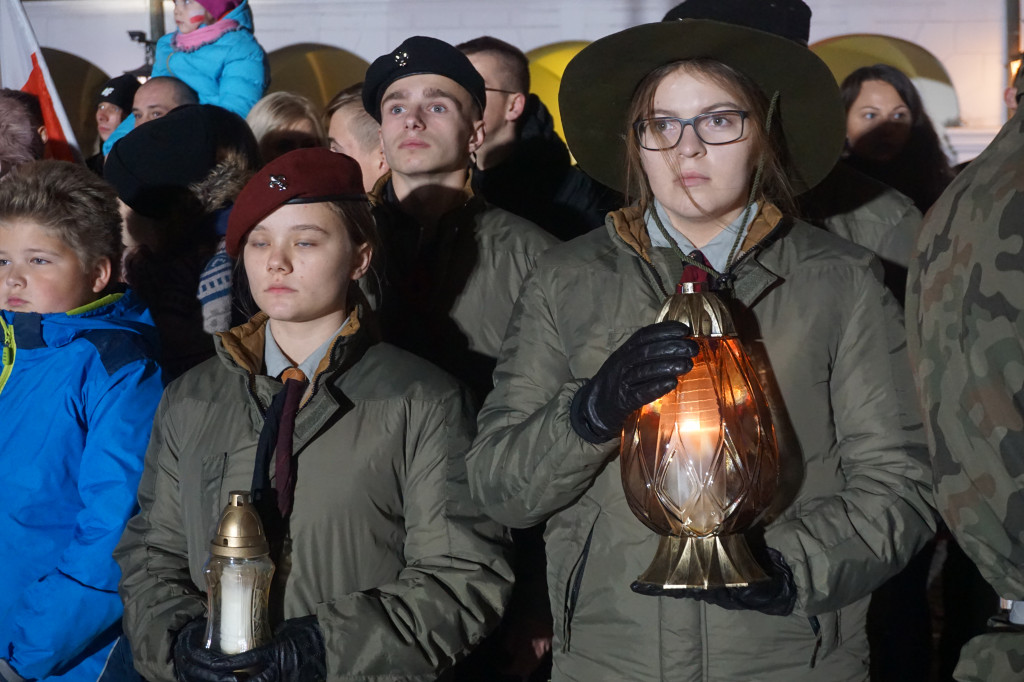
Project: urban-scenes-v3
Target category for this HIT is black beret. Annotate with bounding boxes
[362,36,486,122]
[663,0,811,46]
[226,148,366,258]
[104,104,252,219]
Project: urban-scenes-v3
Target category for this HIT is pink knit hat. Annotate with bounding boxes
[195,0,241,20]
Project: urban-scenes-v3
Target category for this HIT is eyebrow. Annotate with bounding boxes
[250,224,330,234]
[652,101,742,116]
[0,247,62,256]
[381,87,463,111]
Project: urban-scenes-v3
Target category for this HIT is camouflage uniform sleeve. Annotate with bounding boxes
[907,117,1024,681]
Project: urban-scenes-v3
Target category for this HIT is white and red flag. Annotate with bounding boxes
[0,0,79,161]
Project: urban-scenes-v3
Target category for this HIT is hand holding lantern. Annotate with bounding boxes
[570,320,699,444]
[621,282,781,592]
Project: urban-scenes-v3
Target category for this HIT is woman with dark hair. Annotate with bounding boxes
[466,18,935,682]
[841,63,954,213]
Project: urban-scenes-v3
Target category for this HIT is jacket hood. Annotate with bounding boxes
[225,0,254,31]
[1,289,159,350]
[190,149,256,215]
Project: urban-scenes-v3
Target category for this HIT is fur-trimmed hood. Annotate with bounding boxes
[189,148,255,215]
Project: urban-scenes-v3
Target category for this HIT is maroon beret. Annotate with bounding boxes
[226,147,366,258]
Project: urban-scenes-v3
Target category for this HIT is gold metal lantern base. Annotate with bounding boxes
[634,534,768,590]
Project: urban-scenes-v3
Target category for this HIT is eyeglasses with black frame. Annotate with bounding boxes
[634,110,749,150]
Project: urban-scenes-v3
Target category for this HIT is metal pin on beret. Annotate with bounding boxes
[225,147,366,258]
[361,35,486,122]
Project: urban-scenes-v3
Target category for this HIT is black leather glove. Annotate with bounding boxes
[208,616,326,682]
[173,619,238,682]
[635,547,797,617]
[570,320,698,443]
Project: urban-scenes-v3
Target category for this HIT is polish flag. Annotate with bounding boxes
[0,0,79,161]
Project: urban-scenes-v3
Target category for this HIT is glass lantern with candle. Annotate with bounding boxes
[621,282,779,591]
[204,491,275,655]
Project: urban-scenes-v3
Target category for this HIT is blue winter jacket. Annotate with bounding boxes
[0,291,164,681]
[102,0,268,154]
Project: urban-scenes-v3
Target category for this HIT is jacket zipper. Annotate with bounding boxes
[562,524,595,653]
[0,317,14,398]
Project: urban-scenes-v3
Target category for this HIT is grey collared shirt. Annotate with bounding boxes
[264,319,349,380]
[646,199,757,272]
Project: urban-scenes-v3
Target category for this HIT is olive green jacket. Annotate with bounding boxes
[367,173,558,401]
[468,206,936,681]
[800,161,920,270]
[115,313,513,682]
[907,110,1024,681]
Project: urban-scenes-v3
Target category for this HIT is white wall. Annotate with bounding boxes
[22,0,1011,149]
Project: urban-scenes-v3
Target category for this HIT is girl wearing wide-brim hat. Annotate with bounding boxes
[466,19,935,681]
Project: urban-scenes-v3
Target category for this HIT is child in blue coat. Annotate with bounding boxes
[0,160,164,682]
[104,0,268,154]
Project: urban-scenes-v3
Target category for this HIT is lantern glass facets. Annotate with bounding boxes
[621,286,779,590]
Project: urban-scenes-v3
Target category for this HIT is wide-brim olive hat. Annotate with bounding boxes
[559,19,845,195]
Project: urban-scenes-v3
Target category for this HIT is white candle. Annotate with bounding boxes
[217,562,254,654]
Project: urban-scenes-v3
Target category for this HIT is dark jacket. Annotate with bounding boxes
[115,312,514,682]
[471,95,620,241]
[368,174,557,401]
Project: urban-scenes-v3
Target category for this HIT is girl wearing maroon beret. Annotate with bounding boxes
[115,147,513,682]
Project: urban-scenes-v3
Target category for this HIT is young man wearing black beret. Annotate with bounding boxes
[363,35,558,682]
[362,35,557,403]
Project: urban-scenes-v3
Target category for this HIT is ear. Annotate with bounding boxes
[37,125,49,145]
[506,92,527,122]
[467,119,486,154]
[1004,87,1019,112]
[90,257,113,294]
[376,147,389,173]
[349,242,373,281]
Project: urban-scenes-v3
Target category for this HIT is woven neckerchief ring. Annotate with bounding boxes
[647,90,780,292]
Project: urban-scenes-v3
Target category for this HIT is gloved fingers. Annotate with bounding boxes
[173,620,243,682]
[175,664,240,682]
[201,646,269,672]
[621,336,700,364]
[622,358,694,391]
[625,320,694,348]
[245,663,279,682]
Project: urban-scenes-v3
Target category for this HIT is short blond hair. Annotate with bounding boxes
[246,91,327,161]
[325,83,381,153]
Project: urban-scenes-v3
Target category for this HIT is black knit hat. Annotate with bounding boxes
[362,36,486,122]
[104,104,252,218]
[97,74,141,112]
[663,0,811,46]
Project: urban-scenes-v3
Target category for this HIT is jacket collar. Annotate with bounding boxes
[369,169,484,218]
[216,307,366,391]
[606,203,787,307]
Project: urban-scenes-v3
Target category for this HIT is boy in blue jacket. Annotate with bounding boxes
[104,0,268,154]
[0,160,164,681]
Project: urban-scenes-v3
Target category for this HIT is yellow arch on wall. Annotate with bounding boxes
[266,43,370,111]
[810,34,960,126]
[526,40,589,144]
